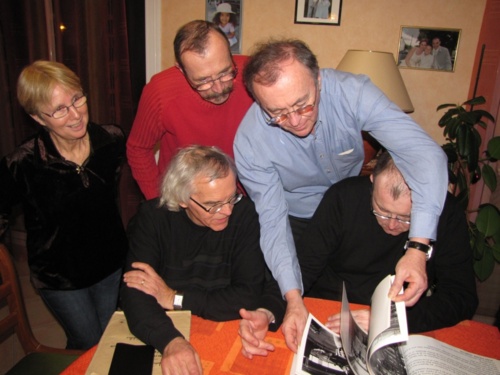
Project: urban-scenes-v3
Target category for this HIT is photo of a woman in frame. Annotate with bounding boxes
[398,27,460,72]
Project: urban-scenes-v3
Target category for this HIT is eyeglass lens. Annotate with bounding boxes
[372,210,410,224]
[50,95,87,119]
[268,104,315,125]
[195,68,237,91]
[208,194,242,213]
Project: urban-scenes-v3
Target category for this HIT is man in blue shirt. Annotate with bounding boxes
[233,39,448,352]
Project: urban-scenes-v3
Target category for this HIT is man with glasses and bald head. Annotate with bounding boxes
[233,39,448,353]
[297,151,477,326]
[239,152,477,358]
[120,145,284,375]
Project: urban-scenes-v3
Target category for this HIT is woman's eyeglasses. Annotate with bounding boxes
[41,94,87,119]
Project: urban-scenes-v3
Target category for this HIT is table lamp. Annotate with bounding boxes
[336,50,414,113]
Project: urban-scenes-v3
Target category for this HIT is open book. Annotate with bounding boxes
[291,275,500,375]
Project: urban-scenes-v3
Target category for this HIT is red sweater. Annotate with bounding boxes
[127,55,253,199]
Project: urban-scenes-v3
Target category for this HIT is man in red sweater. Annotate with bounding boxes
[127,20,253,199]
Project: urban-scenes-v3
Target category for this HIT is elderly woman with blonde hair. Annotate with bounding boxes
[0,60,128,349]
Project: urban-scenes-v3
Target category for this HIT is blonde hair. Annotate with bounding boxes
[159,145,236,211]
[17,60,83,115]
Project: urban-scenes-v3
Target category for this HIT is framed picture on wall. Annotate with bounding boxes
[206,1,242,54]
[397,26,461,72]
[294,0,342,26]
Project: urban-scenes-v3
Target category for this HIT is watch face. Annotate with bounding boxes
[174,294,183,310]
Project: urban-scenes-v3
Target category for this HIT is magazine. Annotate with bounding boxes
[291,275,500,375]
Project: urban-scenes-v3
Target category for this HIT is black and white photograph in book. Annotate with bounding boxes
[397,26,461,71]
[206,0,242,54]
[295,0,342,26]
[298,319,350,375]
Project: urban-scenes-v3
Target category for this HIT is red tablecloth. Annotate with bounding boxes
[61,298,500,374]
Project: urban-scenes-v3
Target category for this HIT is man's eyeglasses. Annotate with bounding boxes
[262,104,315,126]
[371,209,411,225]
[261,86,318,125]
[41,94,87,119]
[190,67,238,92]
[190,193,243,214]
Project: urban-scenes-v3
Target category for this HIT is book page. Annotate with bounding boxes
[290,314,352,375]
[340,284,370,375]
[339,275,408,375]
[401,335,500,375]
[366,275,408,374]
[85,310,191,375]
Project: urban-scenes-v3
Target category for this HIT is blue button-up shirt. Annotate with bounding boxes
[234,69,447,296]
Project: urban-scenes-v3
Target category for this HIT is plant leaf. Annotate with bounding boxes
[487,136,500,160]
[467,129,480,172]
[474,109,495,123]
[473,245,494,282]
[457,125,468,157]
[437,103,459,112]
[463,96,486,107]
[476,204,500,237]
[482,164,497,192]
[470,224,481,259]
[472,127,482,149]
[462,111,481,125]
[438,109,458,128]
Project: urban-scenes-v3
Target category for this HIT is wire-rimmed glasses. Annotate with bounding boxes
[190,193,243,214]
[41,94,87,119]
[189,67,238,92]
[371,209,411,225]
[261,103,316,125]
[260,85,318,125]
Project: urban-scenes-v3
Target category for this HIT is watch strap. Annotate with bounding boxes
[404,240,433,260]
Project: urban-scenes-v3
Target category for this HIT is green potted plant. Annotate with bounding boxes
[437,96,500,281]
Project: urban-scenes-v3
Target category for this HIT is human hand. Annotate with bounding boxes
[238,308,275,359]
[123,262,176,309]
[389,247,427,306]
[161,337,202,375]
[325,309,370,334]
[282,289,308,353]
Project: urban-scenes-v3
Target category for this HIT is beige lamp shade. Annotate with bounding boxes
[336,50,414,113]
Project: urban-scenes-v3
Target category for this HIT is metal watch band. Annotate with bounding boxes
[404,240,433,260]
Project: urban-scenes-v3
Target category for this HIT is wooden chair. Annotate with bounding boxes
[0,243,83,375]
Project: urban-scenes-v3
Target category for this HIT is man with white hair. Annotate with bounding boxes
[121,145,284,375]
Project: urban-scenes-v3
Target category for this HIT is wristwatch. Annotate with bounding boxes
[404,240,433,260]
[173,292,184,310]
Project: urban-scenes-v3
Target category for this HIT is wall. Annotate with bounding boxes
[160,0,487,143]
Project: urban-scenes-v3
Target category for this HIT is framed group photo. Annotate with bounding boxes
[206,0,242,54]
[398,26,461,72]
[295,0,342,26]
